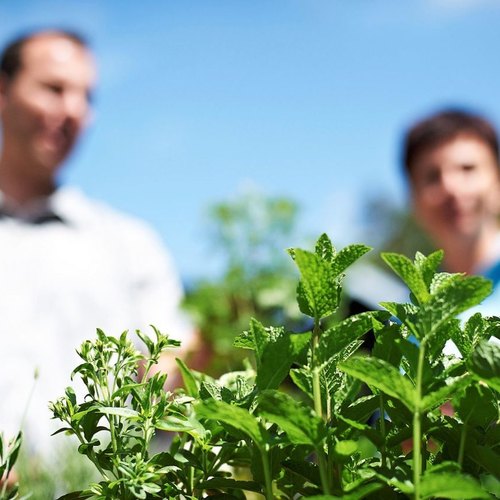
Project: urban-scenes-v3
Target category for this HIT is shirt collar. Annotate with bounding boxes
[0,189,67,225]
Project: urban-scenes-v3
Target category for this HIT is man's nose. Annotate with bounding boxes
[438,171,462,197]
[62,91,90,128]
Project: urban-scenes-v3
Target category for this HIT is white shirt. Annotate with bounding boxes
[0,186,193,455]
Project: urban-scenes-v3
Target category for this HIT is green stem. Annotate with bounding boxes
[317,447,332,495]
[109,416,118,455]
[260,447,274,500]
[311,321,324,420]
[379,394,387,469]
[310,320,332,494]
[312,366,323,418]
[458,419,469,468]
[413,343,426,500]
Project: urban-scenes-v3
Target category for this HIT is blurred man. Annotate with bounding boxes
[0,29,195,455]
[403,109,500,350]
[404,109,500,297]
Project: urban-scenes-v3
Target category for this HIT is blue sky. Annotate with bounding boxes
[2,0,500,281]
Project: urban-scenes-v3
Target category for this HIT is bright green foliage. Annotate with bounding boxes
[29,235,498,499]
[419,472,491,499]
[468,341,500,392]
[340,356,417,410]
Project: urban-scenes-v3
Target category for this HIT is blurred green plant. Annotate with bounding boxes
[184,189,307,375]
[16,445,98,500]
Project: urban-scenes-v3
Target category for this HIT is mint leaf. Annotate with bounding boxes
[420,472,492,499]
[339,356,416,410]
[294,249,340,320]
[258,390,326,447]
[382,252,429,305]
[468,341,500,392]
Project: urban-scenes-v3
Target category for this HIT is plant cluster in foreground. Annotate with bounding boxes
[10,233,499,499]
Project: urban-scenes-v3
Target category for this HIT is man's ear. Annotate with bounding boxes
[0,77,6,109]
[0,73,9,109]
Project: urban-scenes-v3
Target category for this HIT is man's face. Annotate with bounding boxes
[0,34,96,177]
[410,134,500,246]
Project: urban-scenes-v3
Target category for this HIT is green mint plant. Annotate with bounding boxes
[49,234,499,499]
[340,250,499,499]
[194,234,389,498]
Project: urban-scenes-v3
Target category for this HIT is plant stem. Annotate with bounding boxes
[379,394,387,469]
[312,365,323,419]
[413,343,426,500]
[310,320,332,494]
[260,447,274,500]
[317,446,332,495]
[311,321,324,420]
[458,419,468,468]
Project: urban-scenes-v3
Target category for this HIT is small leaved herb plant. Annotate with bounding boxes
[49,234,499,499]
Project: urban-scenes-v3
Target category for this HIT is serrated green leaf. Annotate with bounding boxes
[289,367,313,399]
[380,302,418,329]
[297,280,316,317]
[294,249,340,320]
[258,390,326,447]
[456,384,498,428]
[199,380,222,400]
[315,233,335,263]
[233,329,255,350]
[468,341,500,392]
[250,318,269,366]
[417,250,444,289]
[372,322,402,367]
[420,472,492,499]
[340,394,380,426]
[448,317,471,358]
[256,331,310,390]
[418,275,492,341]
[339,357,416,410]
[195,399,266,447]
[420,374,471,411]
[318,311,389,363]
[429,271,455,294]
[331,244,371,277]
[249,319,287,369]
[382,252,429,304]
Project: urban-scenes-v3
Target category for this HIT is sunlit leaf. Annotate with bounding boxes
[468,341,500,392]
[258,390,326,447]
[382,252,429,305]
[339,356,416,410]
[420,472,492,499]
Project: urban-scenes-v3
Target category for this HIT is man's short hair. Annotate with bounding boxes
[0,28,88,80]
[403,108,500,176]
